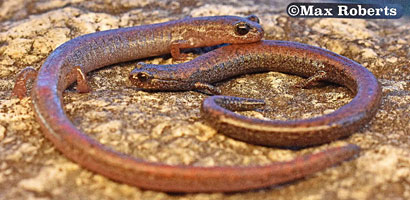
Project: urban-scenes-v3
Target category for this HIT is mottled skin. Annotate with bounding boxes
[11,16,360,193]
[130,40,382,147]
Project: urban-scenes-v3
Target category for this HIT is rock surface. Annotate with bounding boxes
[0,0,409,199]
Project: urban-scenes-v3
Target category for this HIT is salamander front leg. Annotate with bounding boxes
[194,82,221,95]
[294,70,327,88]
[73,66,90,93]
[11,67,38,99]
[170,40,192,61]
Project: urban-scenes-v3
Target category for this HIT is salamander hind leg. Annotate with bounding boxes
[213,96,266,111]
[294,70,327,88]
[73,66,90,93]
[11,67,38,99]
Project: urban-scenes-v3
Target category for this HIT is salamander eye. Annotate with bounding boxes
[136,72,151,82]
[234,22,251,36]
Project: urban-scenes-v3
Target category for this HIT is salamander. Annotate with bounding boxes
[130,40,382,147]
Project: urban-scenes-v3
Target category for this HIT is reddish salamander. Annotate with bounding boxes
[130,40,382,147]
[12,16,361,192]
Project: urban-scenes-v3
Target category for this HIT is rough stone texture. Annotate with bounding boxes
[0,0,409,200]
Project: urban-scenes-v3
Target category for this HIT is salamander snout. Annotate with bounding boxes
[133,71,152,82]
[129,62,186,91]
[129,63,155,85]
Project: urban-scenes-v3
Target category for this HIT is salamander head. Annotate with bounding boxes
[129,62,192,91]
[187,15,264,45]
